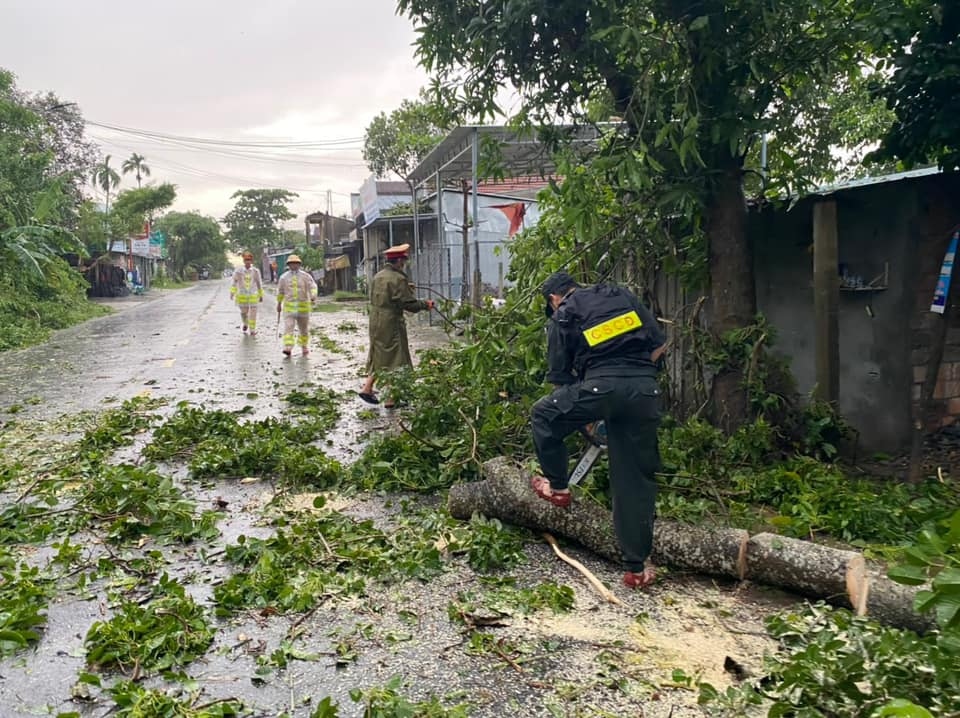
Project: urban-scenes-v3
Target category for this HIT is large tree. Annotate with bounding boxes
[0,69,84,281]
[154,211,226,279]
[121,153,151,188]
[15,87,97,219]
[398,0,903,430]
[222,188,298,257]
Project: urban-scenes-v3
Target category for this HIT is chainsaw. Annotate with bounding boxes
[568,421,607,486]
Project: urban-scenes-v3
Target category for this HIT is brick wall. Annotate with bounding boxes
[909,175,960,429]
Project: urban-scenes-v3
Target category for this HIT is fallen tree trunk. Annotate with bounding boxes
[864,569,935,634]
[745,533,867,613]
[447,457,931,633]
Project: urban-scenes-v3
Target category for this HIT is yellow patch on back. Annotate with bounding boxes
[583,310,643,347]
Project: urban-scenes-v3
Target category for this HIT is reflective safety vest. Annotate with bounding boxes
[231,267,263,304]
[277,269,317,314]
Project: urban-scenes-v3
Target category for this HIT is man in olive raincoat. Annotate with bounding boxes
[358,243,434,407]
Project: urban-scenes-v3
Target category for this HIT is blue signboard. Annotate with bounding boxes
[931,232,959,314]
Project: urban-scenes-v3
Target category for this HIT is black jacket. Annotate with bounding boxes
[545,284,664,384]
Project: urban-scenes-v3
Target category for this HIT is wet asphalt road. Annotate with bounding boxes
[0,279,372,426]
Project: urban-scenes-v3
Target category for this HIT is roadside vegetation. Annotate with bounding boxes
[0,70,109,351]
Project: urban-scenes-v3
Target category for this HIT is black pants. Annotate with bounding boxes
[531,374,661,571]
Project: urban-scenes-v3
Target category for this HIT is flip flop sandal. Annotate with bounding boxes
[530,475,572,508]
[623,566,657,589]
[357,392,380,405]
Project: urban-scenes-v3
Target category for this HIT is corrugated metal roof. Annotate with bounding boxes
[407,124,612,185]
[811,166,941,196]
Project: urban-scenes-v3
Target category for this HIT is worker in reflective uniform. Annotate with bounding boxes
[530,271,666,590]
[230,251,264,335]
[275,255,317,356]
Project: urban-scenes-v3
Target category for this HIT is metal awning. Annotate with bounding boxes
[406,124,612,185]
[362,212,438,230]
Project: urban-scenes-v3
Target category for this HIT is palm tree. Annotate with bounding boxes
[92,155,121,208]
[91,155,121,248]
[121,153,150,188]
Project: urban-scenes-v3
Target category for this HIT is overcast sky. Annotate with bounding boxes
[1,0,432,224]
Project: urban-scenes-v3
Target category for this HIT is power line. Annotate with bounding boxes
[88,130,367,169]
[86,119,363,149]
[89,121,365,215]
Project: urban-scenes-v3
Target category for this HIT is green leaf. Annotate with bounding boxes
[887,564,929,586]
[871,699,934,717]
[932,567,960,592]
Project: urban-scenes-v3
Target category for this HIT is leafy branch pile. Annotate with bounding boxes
[85,575,214,678]
[71,463,221,544]
[0,549,53,657]
[215,502,530,614]
[700,603,960,717]
[144,388,342,486]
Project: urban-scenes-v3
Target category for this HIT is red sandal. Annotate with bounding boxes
[530,475,572,508]
[623,565,657,589]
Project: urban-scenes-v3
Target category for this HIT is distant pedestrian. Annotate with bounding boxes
[270,259,278,283]
[358,243,434,408]
[276,255,317,357]
[230,251,264,336]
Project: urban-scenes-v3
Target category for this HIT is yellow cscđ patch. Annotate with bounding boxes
[582,310,643,347]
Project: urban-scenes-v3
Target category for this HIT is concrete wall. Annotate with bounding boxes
[750,172,960,450]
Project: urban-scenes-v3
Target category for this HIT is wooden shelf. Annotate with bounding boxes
[840,261,889,293]
[840,285,888,292]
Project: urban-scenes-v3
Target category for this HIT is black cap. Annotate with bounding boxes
[541,271,578,298]
[542,271,579,317]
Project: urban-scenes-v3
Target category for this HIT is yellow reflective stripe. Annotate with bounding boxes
[582,310,643,347]
[284,301,311,313]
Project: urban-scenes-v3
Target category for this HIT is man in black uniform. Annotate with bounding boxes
[530,271,666,589]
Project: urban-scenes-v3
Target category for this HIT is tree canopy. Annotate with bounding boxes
[873,1,960,171]
[363,89,452,181]
[155,211,226,279]
[0,68,104,350]
[222,189,298,257]
[0,69,85,282]
[112,183,177,235]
